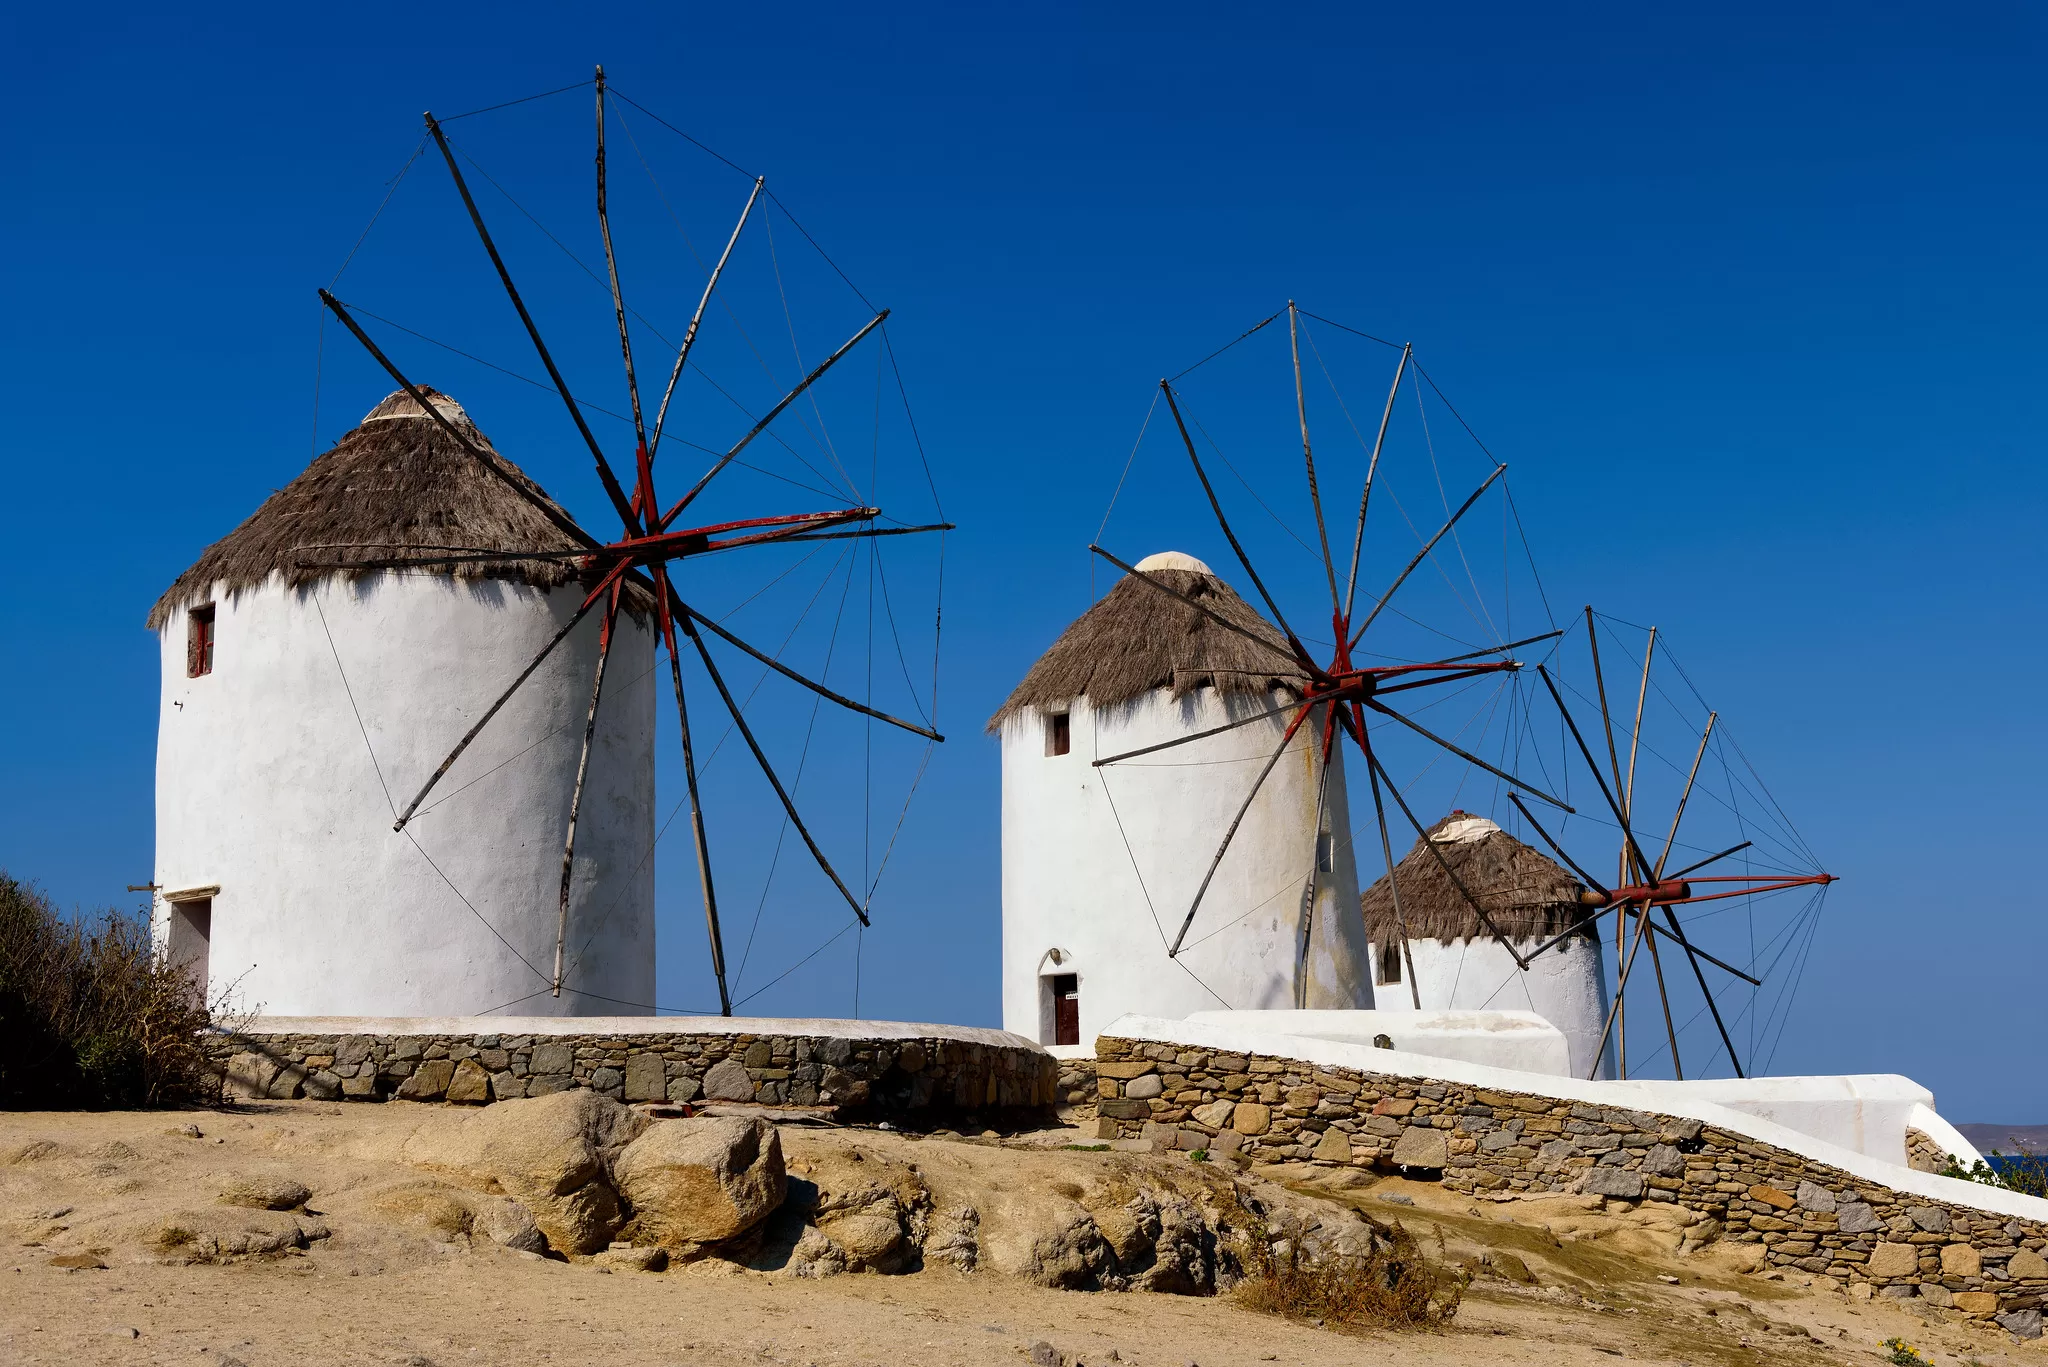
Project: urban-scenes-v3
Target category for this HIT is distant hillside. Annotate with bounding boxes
[1957,1123,2048,1154]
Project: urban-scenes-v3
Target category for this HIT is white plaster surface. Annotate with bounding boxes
[1102,1014,2047,1223]
[237,1015,1043,1049]
[1001,686,1373,1049]
[1369,933,1613,1079]
[1907,1101,1989,1170]
[1185,1008,1571,1076]
[1605,1074,1976,1171]
[154,573,655,1018]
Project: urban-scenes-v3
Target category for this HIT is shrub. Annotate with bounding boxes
[1943,1148,2048,1200]
[0,871,219,1108]
[1234,1208,1465,1330]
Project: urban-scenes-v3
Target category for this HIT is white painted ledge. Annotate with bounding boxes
[1101,1013,2048,1225]
[1186,1009,1571,1077]
[232,1016,1045,1051]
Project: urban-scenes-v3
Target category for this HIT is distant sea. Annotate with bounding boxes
[1957,1123,2048,1156]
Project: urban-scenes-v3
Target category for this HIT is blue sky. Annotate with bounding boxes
[2,3,2042,1118]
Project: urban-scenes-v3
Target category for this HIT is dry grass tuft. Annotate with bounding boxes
[1233,1208,1466,1331]
[0,871,221,1109]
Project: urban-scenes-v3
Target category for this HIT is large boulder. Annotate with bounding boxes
[401,1088,647,1255]
[369,1181,548,1252]
[471,1194,548,1253]
[613,1116,786,1253]
[797,1146,931,1273]
[995,1196,1118,1289]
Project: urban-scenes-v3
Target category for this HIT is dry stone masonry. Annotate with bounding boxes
[1093,1034,2048,1329]
[213,1026,1057,1124]
[1056,1056,1099,1117]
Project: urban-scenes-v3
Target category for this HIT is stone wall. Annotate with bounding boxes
[1907,1127,1948,1174]
[1094,1034,2048,1331]
[211,1025,1057,1123]
[1056,1056,1098,1119]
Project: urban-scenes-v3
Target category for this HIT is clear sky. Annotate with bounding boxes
[2,3,2041,1118]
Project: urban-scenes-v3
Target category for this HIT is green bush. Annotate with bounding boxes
[1943,1149,2048,1200]
[0,872,218,1108]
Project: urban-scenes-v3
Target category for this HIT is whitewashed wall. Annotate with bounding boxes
[153,572,655,1017]
[1001,689,1374,1047]
[1186,1007,1573,1075]
[1608,1075,1983,1168]
[1368,933,1614,1079]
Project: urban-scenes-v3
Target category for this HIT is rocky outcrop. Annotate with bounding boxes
[150,1207,329,1262]
[399,1093,793,1261]
[760,1142,933,1276]
[613,1117,786,1254]
[401,1088,647,1254]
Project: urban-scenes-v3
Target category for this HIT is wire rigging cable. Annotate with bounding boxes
[313,593,556,990]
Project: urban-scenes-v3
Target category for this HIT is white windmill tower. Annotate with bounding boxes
[1361,811,1614,1078]
[147,388,657,1018]
[992,552,1375,1048]
[148,72,958,1023]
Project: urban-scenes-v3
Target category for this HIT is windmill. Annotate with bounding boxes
[1086,302,1579,997]
[1086,307,1833,1076]
[311,69,948,1016]
[1504,611,1836,1079]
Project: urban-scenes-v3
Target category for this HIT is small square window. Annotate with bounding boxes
[1044,711,1071,757]
[187,604,216,678]
[1376,940,1403,986]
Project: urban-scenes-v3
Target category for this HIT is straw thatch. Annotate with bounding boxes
[147,388,642,628]
[1360,811,1593,945]
[987,565,1308,731]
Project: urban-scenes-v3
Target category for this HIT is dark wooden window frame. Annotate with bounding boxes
[187,604,216,678]
[1044,710,1071,757]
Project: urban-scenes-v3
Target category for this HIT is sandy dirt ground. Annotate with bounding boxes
[3,1103,2043,1367]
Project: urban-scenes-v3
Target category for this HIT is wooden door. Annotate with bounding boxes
[1051,973,1079,1046]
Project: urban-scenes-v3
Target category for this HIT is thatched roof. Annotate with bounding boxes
[148,388,635,629]
[987,552,1308,731]
[1360,811,1593,945]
